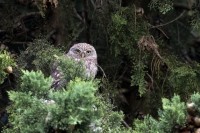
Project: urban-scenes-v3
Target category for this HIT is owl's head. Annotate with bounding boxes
[67,43,97,60]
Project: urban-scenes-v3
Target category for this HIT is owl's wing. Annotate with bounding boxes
[50,62,66,89]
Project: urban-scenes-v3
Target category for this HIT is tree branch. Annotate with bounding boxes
[151,11,186,28]
[73,8,84,23]
[155,27,169,39]
[9,41,31,45]
[17,12,42,21]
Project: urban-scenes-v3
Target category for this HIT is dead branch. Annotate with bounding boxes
[0,30,7,36]
[9,41,31,45]
[138,35,164,62]
[173,3,193,10]
[17,12,42,21]
[97,64,107,78]
[151,11,186,28]
[0,30,6,33]
[46,30,56,40]
[122,120,131,128]
[90,0,96,9]
[155,27,169,39]
[73,8,84,23]
[15,28,29,36]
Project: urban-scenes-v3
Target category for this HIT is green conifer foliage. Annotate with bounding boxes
[190,93,200,113]
[20,70,52,98]
[163,56,200,98]
[3,61,125,132]
[149,0,174,14]
[53,55,87,82]
[108,6,150,96]
[3,70,51,133]
[17,39,62,76]
[133,95,186,133]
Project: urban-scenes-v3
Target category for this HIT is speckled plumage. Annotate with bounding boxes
[51,43,98,89]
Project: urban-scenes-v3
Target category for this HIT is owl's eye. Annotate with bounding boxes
[86,50,91,54]
[74,49,81,53]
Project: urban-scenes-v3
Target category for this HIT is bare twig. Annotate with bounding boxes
[0,30,6,33]
[133,4,137,31]
[9,42,31,45]
[173,3,192,10]
[90,0,96,9]
[151,11,186,28]
[121,77,131,83]
[161,69,169,93]
[147,73,154,86]
[146,73,160,91]
[155,27,169,39]
[17,12,41,21]
[122,120,130,128]
[15,28,29,36]
[118,66,128,81]
[120,0,122,7]
[73,7,84,23]
[97,64,107,78]
[46,30,56,39]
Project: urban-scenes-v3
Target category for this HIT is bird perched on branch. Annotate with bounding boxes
[51,43,98,89]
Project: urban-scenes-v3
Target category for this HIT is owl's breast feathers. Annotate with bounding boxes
[84,58,98,78]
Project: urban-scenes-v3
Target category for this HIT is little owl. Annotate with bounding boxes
[51,43,98,89]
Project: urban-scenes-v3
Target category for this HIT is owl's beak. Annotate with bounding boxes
[81,52,85,58]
